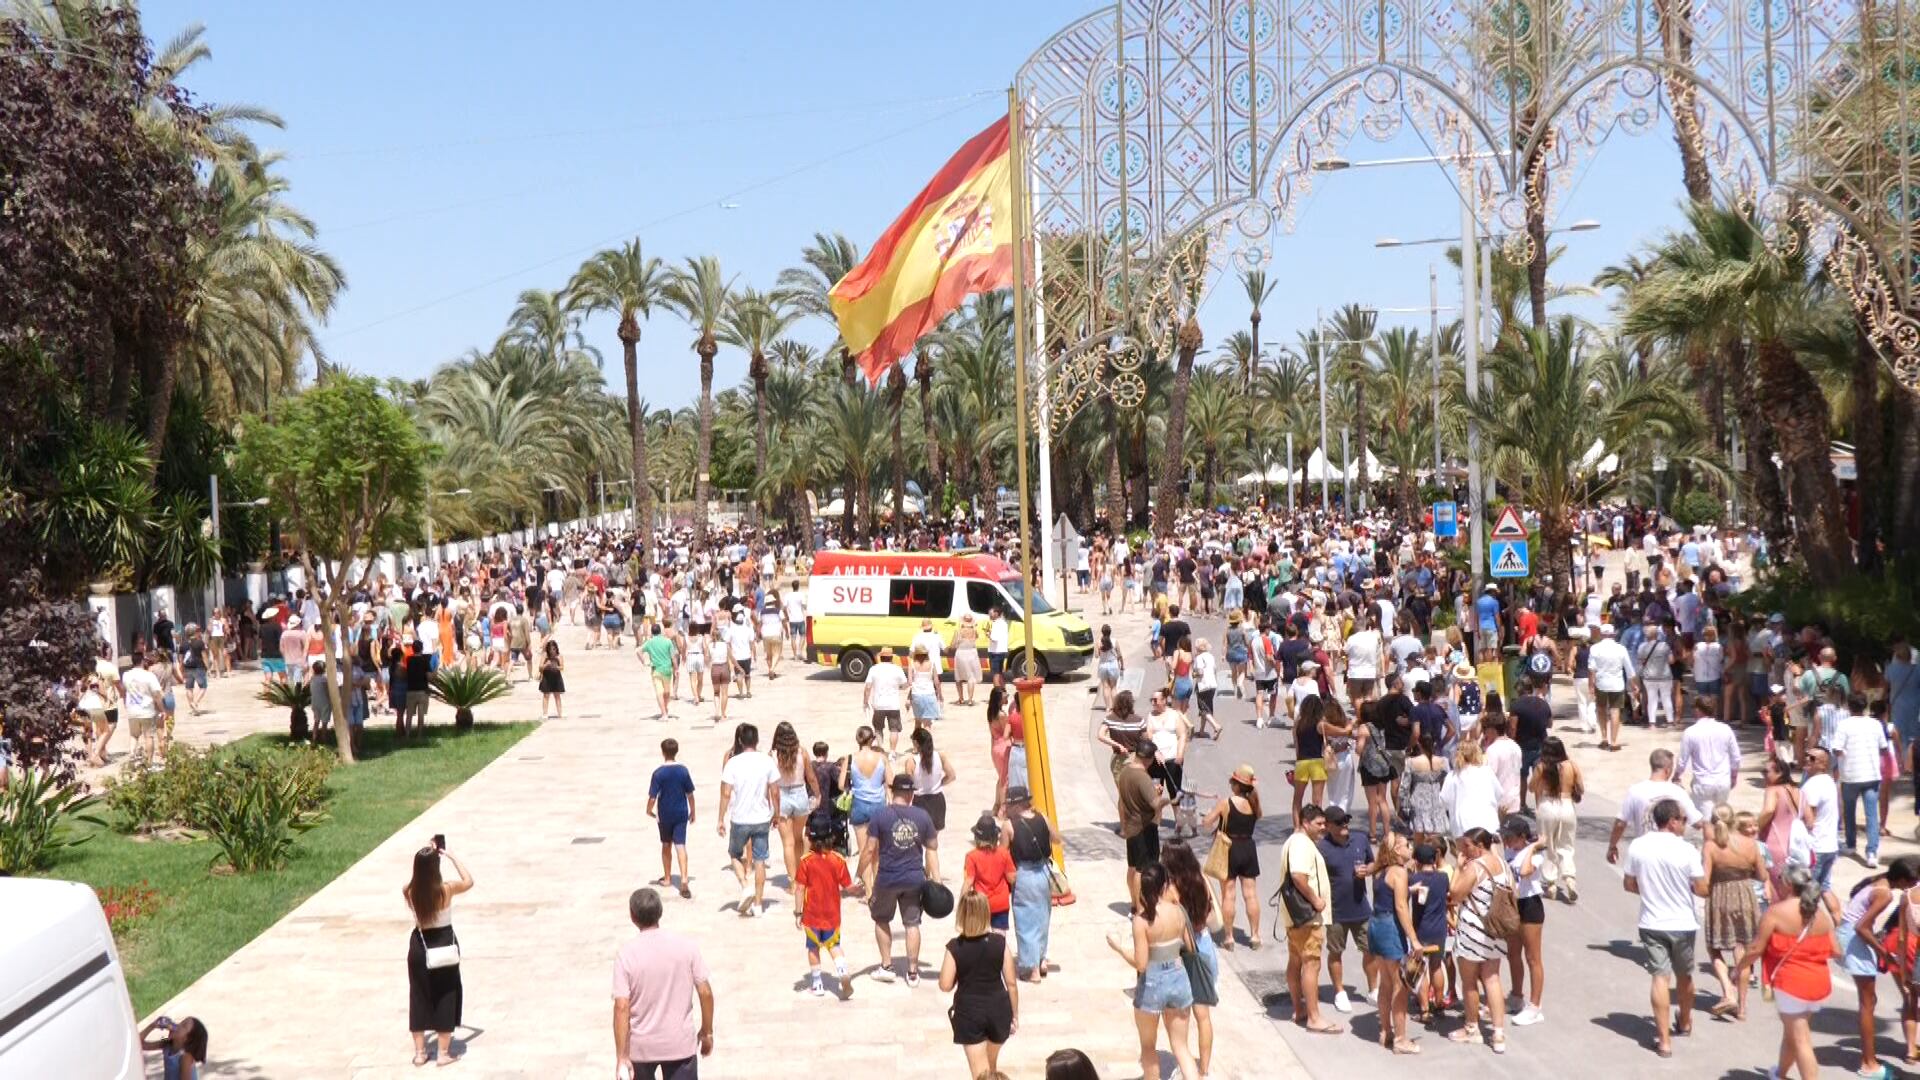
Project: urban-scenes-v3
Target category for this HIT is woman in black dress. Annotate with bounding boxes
[940,889,1018,1078]
[537,639,565,720]
[404,843,473,1067]
[1200,763,1264,949]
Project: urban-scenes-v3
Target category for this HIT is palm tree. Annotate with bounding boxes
[1368,327,1433,517]
[1621,202,1851,584]
[915,346,942,514]
[1328,303,1378,510]
[718,288,799,523]
[820,383,888,543]
[1154,244,1208,536]
[661,256,734,550]
[1240,267,1276,393]
[1463,317,1718,585]
[776,232,863,383]
[500,288,593,369]
[1182,371,1250,508]
[886,364,909,531]
[565,239,667,550]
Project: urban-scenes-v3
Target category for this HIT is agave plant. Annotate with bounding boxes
[0,768,106,875]
[257,680,312,741]
[428,667,512,731]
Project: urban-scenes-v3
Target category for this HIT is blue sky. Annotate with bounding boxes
[146,1,1699,409]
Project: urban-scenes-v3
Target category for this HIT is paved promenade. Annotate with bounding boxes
[146,613,1304,1079]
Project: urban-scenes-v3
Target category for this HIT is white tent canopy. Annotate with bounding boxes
[813,492,925,518]
[1235,464,1294,486]
[1302,447,1383,482]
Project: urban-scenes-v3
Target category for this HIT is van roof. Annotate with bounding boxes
[2,879,104,944]
[811,549,1017,581]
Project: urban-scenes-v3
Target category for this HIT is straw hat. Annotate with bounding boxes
[1231,763,1258,785]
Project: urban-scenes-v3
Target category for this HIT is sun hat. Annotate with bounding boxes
[1231,763,1258,785]
[1452,660,1475,680]
[878,645,895,660]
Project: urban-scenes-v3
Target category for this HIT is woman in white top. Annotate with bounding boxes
[404,843,473,1066]
[1148,697,1192,800]
[682,625,709,707]
[1442,740,1504,839]
[1344,614,1383,711]
[207,612,228,677]
[1191,639,1220,740]
[909,726,957,831]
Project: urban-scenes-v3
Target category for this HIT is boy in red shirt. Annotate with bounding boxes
[962,815,1017,931]
[792,820,855,997]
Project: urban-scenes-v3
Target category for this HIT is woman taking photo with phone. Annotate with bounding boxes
[404,841,473,1067]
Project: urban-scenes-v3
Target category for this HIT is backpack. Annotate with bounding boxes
[1359,723,1393,781]
[1527,650,1554,678]
[1479,859,1523,939]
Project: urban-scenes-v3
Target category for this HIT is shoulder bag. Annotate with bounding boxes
[1478,857,1523,940]
[417,927,460,970]
[1202,828,1232,881]
[1179,922,1218,1006]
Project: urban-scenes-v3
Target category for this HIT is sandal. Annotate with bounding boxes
[1490,1030,1506,1055]
[1709,1001,1737,1020]
[649,878,671,887]
[1393,1041,1424,1055]
[1447,1029,1478,1044]
[412,1053,429,1067]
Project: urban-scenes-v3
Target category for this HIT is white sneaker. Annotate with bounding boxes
[834,961,848,981]
[1512,1006,1544,1026]
[870,966,896,984]
[1867,854,1882,869]
[809,975,826,997]
[1333,990,1353,1013]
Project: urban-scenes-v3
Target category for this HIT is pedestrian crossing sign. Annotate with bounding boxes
[1490,539,1530,578]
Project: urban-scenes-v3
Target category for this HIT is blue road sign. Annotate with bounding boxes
[1489,539,1530,578]
[1433,501,1458,539]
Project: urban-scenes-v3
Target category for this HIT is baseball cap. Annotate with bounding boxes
[1769,612,1786,624]
[889,773,915,793]
[1004,785,1031,804]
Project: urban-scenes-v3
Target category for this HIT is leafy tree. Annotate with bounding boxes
[236,376,429,764]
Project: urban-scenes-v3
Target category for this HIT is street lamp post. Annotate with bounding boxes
[208,473,269,612]
[425,488,473,571]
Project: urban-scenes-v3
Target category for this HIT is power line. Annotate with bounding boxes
[320,95,996,343]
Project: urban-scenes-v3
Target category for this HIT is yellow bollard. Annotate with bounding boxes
[1015,676,1075,905]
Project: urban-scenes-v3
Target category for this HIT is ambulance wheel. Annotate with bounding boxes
[1013,652,1050,681]
[839,648,874,682]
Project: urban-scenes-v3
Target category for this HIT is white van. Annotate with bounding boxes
[0,878,145,1079]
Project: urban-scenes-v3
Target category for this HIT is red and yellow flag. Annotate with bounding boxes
[830,116,1013,384]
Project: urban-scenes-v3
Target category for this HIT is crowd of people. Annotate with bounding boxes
[51,498,1920,1080]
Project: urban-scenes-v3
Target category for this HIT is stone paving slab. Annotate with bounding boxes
[149,615,1305,1079]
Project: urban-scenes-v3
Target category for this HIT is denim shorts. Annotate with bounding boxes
[910,691,940,721]
[1367,913,1410,960]
[727,822,770,862]
[850,798,881,828]
[1134,957,1195,1013]
[1837,924,1881,978]
[779,788,812,817]
[183,668,207,689]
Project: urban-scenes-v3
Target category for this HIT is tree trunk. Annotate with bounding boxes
[621,322,654,562]
[1729,337,1789,555]
[692,341,717,551]
[1129,424,1151,528]
[841,470,857,544]
[1104,427,1127,535]
[1524,137,1550,332]
[1683,342,1726,453]
[1540,507,1577,593]
[1154,316,1203,536]
[1755,338,1852,584]
[888,365,907,538]
[144,339,179,480]
[1245,309,1261,452]
[1657,0,1715,204]
[1886,387,1920,563]
[977,445,997,527]
[751,350,769,529]
[1201,448,1216,509]
[1850,321,1884,572]
[917,355,940,517]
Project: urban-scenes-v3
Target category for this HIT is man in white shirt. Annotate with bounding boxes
[782,585,808,660]
[1830,693,1891,868]
[1675,697,1741,819]
[716,725,781,917]
[863,647,911,752]
[120,652,165,762]
[1802,747,1841,887]
[725,611,758,698]
[1343,616,1382,707]
[1624,798,1709,1059]
[1589,623,1633,750]
[1607,749,1702,864]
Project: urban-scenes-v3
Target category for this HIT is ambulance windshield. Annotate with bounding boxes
[999,577,1055,615]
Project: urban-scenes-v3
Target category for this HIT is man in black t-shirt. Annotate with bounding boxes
[1277,622,1313,684]
[1160,607,1191,657]
[1376,674,1415,758]
[1512,675,1554,809]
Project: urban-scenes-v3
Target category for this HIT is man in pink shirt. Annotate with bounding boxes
[613,888,714,1079]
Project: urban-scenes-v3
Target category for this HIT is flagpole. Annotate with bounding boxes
[1006,84,1071,890]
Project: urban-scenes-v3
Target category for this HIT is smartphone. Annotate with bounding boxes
[432,834,446,852]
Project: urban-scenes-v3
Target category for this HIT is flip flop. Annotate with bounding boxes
[650,878,671,887]
[1306,1022,1344,1035]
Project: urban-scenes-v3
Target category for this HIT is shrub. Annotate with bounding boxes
[1673,490,1723,530]
[258,679,311,741]
[191,745,334,873]
[1737,556,1920,664]
[0,767,105,874]
[94,881,162,935]
[429,667,512,730]
[104,741,334,849]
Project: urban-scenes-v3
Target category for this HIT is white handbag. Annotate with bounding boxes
[419,929,460,970]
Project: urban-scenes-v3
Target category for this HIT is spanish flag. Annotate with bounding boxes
[830,116,1013,384]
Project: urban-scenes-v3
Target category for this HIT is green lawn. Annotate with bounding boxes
[35,722,536,1015]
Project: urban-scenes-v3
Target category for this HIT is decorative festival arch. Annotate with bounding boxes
[1015,0,1920,425]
